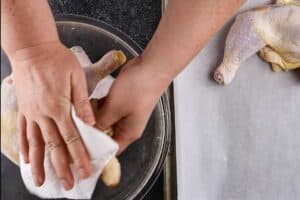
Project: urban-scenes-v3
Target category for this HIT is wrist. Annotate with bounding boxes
[134,55,173,96]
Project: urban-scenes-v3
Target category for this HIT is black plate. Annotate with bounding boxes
[1,15,171,200]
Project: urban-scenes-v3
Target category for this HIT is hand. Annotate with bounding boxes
[11,42,95,190]
[95,57,170,153]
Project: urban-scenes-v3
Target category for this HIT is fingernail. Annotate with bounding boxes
[61,179,72,190]
[83,115,96,126]
[24,157,29,164]
[78,168,90,179]
[34,176,43,186]
[7,78,13,84]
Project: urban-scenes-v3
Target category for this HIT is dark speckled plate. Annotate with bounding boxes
[1,15,171,200]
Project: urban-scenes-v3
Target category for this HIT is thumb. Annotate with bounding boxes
[112,113,147,154]
[71,68,96,126]
[95,98,122,131]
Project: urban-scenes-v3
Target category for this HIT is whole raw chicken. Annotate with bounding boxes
[213,0,300,85]
[1,47,126,187]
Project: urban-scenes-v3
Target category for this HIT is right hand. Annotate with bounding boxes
[96,57,171,154]
[11,41,95,190]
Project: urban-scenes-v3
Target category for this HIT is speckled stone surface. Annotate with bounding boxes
[48,0,162,48]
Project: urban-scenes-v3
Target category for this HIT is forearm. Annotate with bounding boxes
[1,0,59,58]
[141,0,244,89]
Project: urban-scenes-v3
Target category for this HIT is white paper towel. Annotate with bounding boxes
[20,76,118,199]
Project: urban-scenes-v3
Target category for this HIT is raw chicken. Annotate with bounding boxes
[213,0,300,85]
[1,47,126,187]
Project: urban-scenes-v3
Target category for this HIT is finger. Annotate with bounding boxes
[26,120,45,186]
[90,99,99,113]
[71,69,95,126]
[54,116,92,179]
[38,117,74,190]
[17,113,29,163]
[112,114,145,154]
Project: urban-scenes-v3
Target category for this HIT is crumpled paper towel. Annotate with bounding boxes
[20,75,118,199]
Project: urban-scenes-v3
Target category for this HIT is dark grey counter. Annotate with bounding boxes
[48,0,161,48]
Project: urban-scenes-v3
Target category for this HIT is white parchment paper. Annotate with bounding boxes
[174,1,300,200]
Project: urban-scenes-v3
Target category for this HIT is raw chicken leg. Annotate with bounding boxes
[214,2,300,85]
[276,0,300,6]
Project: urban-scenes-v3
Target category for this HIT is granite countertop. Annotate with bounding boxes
[48,0,162,48]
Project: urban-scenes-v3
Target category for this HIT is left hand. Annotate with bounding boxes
[95,57,170,153]
[11,42,94,189]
